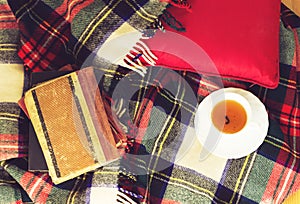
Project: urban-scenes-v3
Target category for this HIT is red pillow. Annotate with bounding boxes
[144,0,281,88]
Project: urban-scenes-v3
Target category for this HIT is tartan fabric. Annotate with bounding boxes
[0,103,28,161]
[7,0,167,72]
[0,3,22,64]
[0,1,300,204]
[0,0,27,162]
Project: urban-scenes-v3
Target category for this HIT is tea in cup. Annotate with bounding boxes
[210,92,251,135]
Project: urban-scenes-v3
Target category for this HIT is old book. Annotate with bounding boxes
[28,71,71,172]
[24,67,120,184]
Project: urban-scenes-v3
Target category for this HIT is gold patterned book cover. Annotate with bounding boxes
[24,67,120,184]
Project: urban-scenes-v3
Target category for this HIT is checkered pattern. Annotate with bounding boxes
[0,1,300,203]
[7,0,166,72]
[0,103,28,161]
[0,1,27,162]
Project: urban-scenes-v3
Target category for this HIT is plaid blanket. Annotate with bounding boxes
[7,0,166,73]
[0,1,300,204]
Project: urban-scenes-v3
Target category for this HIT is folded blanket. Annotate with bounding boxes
[1,1,300,204]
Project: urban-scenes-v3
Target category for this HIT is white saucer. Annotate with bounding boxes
[194,88,269,159]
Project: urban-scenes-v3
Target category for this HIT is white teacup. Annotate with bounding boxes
[194,88,269,159]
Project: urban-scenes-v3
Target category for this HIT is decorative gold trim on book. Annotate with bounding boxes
[31,89,61,177]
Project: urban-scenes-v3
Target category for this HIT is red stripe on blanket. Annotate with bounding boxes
[0,21,18,29]
[20,172,52,203]
[288,174,300,198]
[261,163,285,203]
[0,4,11,10]
[20,172,43,191]
[161,200,181,204]
[31,174,53,204]
[0,134,28,143]
[0,4,18,29]
[0,147,27,152]
[262,163,299,203]
[55,0,94,22]
[273,167,297,200]
[0,150,27,160]
[135,98,154,143]
[0,134,28,160]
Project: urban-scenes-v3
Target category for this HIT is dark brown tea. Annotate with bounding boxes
[211,100,247,134]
